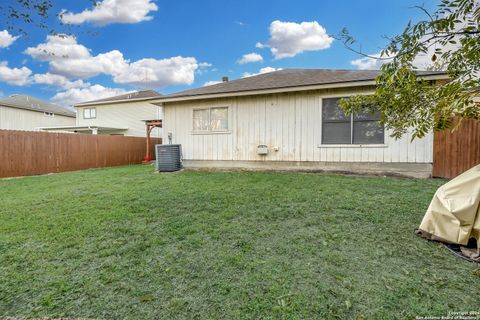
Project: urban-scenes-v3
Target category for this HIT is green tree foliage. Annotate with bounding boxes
[0,0,54,35]
[0,0,97,36]
[339,0,480,140]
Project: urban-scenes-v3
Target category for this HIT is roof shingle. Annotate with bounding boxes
[75,90,161,106]
[0,95,76,117]
[161,69,447,100]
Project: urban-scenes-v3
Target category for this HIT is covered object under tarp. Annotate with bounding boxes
[416,164,480,262]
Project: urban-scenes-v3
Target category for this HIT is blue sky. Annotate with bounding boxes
[0,0,437,107]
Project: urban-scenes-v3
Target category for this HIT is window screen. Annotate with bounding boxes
[352,110,384,144]
[193,107,229,131]
[210,107,228,130]
[322,98,351,144]
[322,97,384,144]
[193,109,209,131]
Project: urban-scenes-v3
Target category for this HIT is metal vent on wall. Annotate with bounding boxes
[155,144,182,172]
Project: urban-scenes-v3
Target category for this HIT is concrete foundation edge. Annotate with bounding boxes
[181,160,433,179]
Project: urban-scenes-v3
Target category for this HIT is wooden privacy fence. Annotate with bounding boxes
[433,118,480,179]
[0,130,161,178]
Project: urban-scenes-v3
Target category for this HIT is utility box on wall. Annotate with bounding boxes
[257,145,268,155]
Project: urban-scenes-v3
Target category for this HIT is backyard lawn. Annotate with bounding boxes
[0,165,478,319]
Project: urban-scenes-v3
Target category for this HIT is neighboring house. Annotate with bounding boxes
[41,90,162,137]
[149,69,448,178]
[0,94,75,131]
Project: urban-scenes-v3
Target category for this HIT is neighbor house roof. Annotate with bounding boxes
[152,69,448,103]
[0,94,76,117]
[39,125,128,133]
[75,90,162,107]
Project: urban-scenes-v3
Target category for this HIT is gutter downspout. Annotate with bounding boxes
[89,126,98,135]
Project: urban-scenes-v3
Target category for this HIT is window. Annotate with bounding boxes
[83,108,96,119]
[193,107,228,132]
[322,97,384,145]
[44,112,54,117]
[193,109,210,131]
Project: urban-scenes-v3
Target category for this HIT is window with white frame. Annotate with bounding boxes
[83,107,96,119]
[193,107,228,131]
[322,97,384,144]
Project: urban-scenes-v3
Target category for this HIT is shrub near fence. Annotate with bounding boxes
[0,130,161,178]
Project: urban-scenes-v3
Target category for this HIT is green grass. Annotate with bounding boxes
[0,165,478,319]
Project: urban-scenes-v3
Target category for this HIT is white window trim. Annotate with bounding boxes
[319,94,386,147]
[191,106,230,133]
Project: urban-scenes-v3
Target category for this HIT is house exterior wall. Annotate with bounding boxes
[76,101,162,137]
[0,106,75,131]
[163,87,434,177]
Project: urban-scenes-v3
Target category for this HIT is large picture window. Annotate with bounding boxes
[193,107,228,132]
[322,97,384,145]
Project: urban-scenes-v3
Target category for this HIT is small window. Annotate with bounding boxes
[44,112,55,117]
[83,108,96,119]
[193,109,210,131]
[193,107,228,131]
[322,97,384,145]
[210,107,228,131]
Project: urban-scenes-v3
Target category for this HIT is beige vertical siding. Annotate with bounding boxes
[163,87,433,164]
[0,106,75,131]
[76,101,162,137]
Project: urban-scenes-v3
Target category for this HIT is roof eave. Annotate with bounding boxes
[38,125,129,131]
[74,96,161,108]
[0,102,76,118]
[152,79,377,104]
[152,73,448,104]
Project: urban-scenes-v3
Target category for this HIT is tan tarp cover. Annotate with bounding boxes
[417,164,480,246]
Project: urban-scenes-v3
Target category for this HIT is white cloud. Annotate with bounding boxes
[52,50,128,79]
[60,0,158,26]
[51,84,130,107]
[25,35,200,88]
[350,25,464,71]
[242,67,282,78]
[350,53,391,70]
[25,35,90,61]
[0,61,32,85]
[33,73,87,90]
[196,62,214,75]
[203,80,222,86]
[351,52,435,70]
[113,57,198,88]
[25,36,127,79]
[350,41,457,70]
[0,30,19,48]
[258,20,333,59]
[411,38,460,69]
[237,53,263,64]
